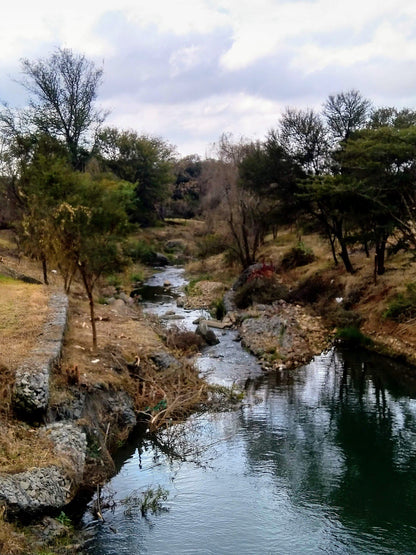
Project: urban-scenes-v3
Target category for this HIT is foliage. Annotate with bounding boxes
[196,233,226,258]
[96,127,175,226]
[123,238,157,265]
[279,241,315,270]
[165,326,204,353]
[211,297,226,320]
[384,283,416,322]
[55,511,72,527]
[289,273,335,304]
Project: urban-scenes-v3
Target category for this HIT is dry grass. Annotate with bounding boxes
[0,276,51,370]
[0,423,59,474]
[0,520,28,555]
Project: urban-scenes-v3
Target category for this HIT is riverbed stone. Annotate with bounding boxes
[0,422,86,515]
[196,321,220,345]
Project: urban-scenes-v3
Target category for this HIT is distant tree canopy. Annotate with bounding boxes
[96,127,175,226]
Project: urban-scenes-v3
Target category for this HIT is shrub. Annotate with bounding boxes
[384,282,416,322]
[234,275,289,309]
[289,273,332,304]
[123,239,156,265]
[196,234,226,258]
[211,298,226,320]
[279,241,315,270]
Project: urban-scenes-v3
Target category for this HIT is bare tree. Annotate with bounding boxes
[278,107,328,174]
[19,48,106,169]
[323,89,372,143]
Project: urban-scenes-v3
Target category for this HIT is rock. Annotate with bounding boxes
[152,252,170,267]
[176,297,185,307]
[0,422,87,516]
[164,280,172,287]
[196,322,220,345]
[150,351,179,370]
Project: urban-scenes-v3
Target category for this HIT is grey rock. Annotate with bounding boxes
[196,322,220,345]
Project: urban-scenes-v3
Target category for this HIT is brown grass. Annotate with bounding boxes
[0,276,51,370]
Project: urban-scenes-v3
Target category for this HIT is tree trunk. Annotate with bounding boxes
[338,239,354,273]
[80,266,97,349]
[375,236,387,275]
[41,253,48,285]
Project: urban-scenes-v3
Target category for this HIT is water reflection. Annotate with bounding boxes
[84,347,416,555]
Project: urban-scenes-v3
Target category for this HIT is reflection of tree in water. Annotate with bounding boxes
[239,347,416,550]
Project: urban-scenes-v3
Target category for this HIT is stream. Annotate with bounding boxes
[82,267,416,554]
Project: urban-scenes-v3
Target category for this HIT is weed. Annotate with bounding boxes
[196,234,226,258]
[56,511,72,528]
[121,486,169,517]
[211,298,226,320]
[106,274,122,288]
[130,271,144,283]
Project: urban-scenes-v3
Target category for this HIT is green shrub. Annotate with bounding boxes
[384,282,416,322]
[279,241,315,270]
[211,297,226,320]
[123,239,156,265]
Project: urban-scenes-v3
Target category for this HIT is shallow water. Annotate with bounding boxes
[82,268,416,554]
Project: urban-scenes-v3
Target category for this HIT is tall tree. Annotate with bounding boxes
[323,89,372,143]
[278,107,328,174]
[18,48,105,169]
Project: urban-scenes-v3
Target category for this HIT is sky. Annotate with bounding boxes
[1,0,416,157]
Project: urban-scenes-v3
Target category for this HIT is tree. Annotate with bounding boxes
[340,126,416,274]
[52,174,133,348]
[323,89,372,143]
[277,107,328,174]
[18,48,105,169]
[369,107,416,129]
[96,128,175,226]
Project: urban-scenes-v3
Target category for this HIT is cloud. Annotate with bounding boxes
[1,0,416,155]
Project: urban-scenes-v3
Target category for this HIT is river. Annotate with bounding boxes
[82,268,416,554]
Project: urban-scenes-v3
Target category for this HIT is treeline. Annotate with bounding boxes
[2,48,416,345]
[179,92,416,275]
[0,49,176,347]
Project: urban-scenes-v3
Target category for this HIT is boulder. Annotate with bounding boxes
[196,321,220,345]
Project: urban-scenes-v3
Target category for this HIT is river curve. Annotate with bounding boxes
[82,267,416,554]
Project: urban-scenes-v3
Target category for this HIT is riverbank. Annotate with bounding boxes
[2,219,416,552]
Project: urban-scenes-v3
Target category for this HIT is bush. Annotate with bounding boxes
[384,282,416,322]
[196,234,226,258]
[211,298,226,320]
[123,239,157,265]
[279,241,315,270]
[234,275,289,309]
